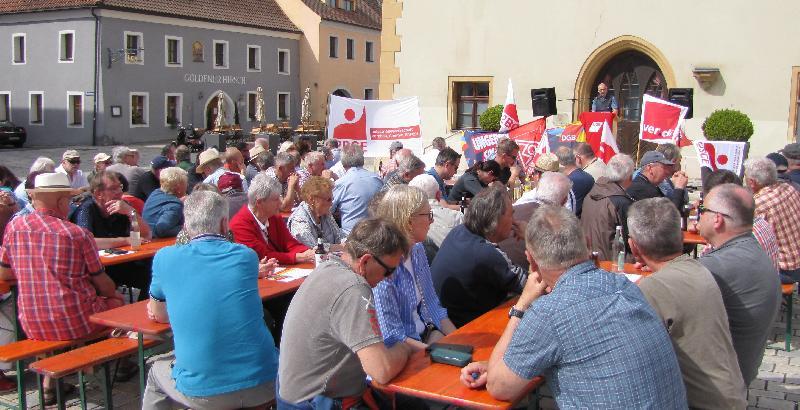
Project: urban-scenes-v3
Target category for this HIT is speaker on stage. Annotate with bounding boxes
[668,88,694,119]
[531,88,557,117]
[202,132,226,151]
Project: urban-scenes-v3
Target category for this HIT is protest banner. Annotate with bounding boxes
[509,118,547,175]
[461,131,501,166]
[693,139,748,176]
[579,111,616,155]
[327,95,422,156]
[639,94,689,144]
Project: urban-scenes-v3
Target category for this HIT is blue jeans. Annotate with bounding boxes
[275,377,342,410]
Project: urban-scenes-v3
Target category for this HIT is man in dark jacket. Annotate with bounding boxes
[627,150,688,211]
[581,154,635,261]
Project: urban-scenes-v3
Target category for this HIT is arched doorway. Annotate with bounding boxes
[204,91,235,130]
[332,89,352,98]
[592,51,667,156]
[574,36,676,161]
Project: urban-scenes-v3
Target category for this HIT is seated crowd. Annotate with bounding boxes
[0,137,795,409]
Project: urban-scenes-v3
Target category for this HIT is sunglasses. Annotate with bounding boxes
[67,159,81,164]
[697,205,730,219]
[371,254,397,277]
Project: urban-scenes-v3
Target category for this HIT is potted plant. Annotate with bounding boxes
[701,109,754,180]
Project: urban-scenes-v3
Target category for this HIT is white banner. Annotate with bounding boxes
[327,95,422,157]
[693,139,748,176]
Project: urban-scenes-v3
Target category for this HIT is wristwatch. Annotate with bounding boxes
[508,305,525,319]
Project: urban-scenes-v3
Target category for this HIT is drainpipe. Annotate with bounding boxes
[91,7,100,146]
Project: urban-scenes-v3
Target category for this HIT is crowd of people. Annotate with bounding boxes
[0,134,796,409]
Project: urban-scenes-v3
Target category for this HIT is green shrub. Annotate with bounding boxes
[702,109,754,142]
[479,105,503,132]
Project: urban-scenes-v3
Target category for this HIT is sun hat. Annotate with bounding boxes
[533,153,559,173]
[93,153,111,163]
[196,148,221,173]
[27,173,79,195]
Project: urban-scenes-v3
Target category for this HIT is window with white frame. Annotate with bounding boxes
[213,40,229,69]
[364,89,374,100]
[29,92,43,125]
[247,45,261,72]
[329,36,338,59]
[165,36,182,66]
[59,31,74,62]
[67,92,83,127]
[12,34,25,64]
[346,38,354,60]
[0,93,10,122]
[278,49,290,75]
[165,93,182,127]
[277,92,290,121]
[365,41,374,63]
[124,31,144,64]
[247,92,258,121]
[130,92,149,127]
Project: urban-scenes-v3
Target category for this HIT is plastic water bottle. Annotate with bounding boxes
[314,237,326,266]
[611,225,625,272]
[129,210,141,251]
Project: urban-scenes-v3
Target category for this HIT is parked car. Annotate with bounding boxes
[0,120,26,147]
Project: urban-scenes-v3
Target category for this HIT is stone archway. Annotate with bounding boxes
[203,91,236,130]
[332,88,352,98]
[574,35,676,116]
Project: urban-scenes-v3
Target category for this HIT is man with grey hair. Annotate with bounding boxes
[297,151,334,188]
[628,198,747,408]
[555,146,594,217]
[574,142,607,180]
[744,157,800,283]
[431,185,527,327]
[499,172,571,271]
[144,190,280,410]
[324,138,341,169]
[230,173,312,264]
[581,153,635,261]
[265,152,300,212]
[698,182,781,385]
[381,153,426,191]
[107,146,146,196]
[409,173,463,254]
[332,144,383,234]
[460,205,686,408]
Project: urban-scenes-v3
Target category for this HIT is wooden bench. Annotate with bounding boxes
[29,336,162,410]
[0,328,108,409]
[783,283,796,352]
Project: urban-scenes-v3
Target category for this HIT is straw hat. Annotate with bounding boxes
[196,148,221,173]
[27,173,79,195]
[93,153,111,163]
[249,144,266,161]
[533,153,559,173]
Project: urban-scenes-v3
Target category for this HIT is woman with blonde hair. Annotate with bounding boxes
[143,167,188,238]
[287,176,345,251]
[373,184,456,351]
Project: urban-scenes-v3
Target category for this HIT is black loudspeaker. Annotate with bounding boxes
[668,88,693,119]
[202,132,226,151]
[531,88,557,117]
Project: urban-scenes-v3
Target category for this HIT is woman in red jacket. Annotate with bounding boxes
[229,173,314,265]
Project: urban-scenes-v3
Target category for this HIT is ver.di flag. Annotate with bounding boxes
[498,79,520,133]
[639,94,689,144]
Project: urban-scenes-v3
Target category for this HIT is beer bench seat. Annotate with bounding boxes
[0,327,109,409]
[29,337,162,409]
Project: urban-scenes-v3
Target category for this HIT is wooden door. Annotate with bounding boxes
[592,51,667,162]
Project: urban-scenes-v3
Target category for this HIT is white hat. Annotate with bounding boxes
[93,153,111,163]
[27,173,79,194]
[249,144,266,161]
[196,148,221,173]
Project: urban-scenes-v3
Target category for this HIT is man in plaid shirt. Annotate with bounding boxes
[745,157,800,283]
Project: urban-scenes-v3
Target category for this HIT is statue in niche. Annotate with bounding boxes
[192,41,204,62]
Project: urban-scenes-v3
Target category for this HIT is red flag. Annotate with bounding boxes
[499,79,520,133]
[639,94,688,144]
[675,127,694,147]
[509,118,547,174]
[598,121,619,163]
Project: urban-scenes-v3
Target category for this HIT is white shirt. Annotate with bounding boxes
[55,165,89,189]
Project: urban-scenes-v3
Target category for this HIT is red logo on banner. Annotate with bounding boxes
[333,107,367,140]
[639,95,688,144]
[509,118,547,175]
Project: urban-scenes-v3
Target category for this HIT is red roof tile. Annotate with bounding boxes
[0,0,300,33]
[300,0,381,31]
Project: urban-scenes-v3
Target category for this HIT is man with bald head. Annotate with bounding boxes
[698,183,780,386]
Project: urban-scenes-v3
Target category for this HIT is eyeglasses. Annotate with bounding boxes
[371,254,397,277]
[698,205,731,219]
[414,210,434,223]
[67,159,81,165]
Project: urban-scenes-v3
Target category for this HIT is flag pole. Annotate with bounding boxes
[635,139,642,164]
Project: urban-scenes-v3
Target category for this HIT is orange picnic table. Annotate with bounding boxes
[99,237,177,266]
[682,231,707,246]
[373,298,544,409]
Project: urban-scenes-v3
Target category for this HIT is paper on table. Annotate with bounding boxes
[625,273,642,283]
[270,268,313,282]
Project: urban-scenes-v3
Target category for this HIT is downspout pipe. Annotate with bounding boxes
[91,7,100,146]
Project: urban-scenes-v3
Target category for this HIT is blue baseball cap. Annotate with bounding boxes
[151,155,176,170]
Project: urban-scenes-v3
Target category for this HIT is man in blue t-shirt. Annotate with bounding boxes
[142,191,279,409]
